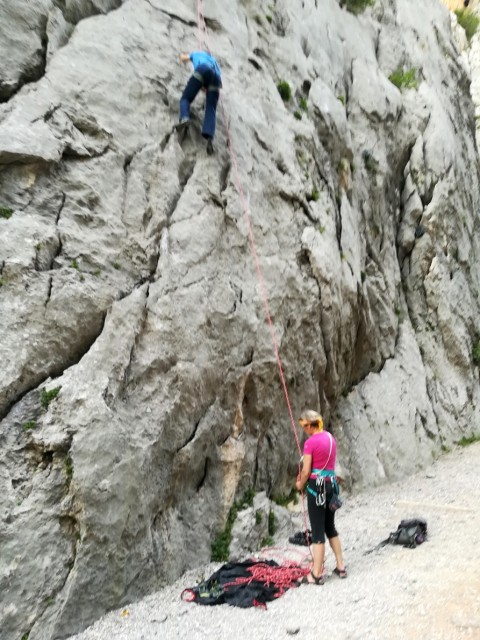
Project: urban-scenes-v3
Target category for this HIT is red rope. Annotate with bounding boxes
[223,562,309,598]
[195,2,301,457]
[195,0,312,556]
[197,0,203,50]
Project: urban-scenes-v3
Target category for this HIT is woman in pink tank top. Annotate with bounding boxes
[295,409,347,585]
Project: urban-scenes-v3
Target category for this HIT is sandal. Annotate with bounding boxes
[333,567,347,579]
[299,570,325,586]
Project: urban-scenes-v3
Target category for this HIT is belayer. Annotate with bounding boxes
[295,410,347,585]
[174,50,222,154]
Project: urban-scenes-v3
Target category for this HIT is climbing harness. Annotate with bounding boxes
[305,433,335,506]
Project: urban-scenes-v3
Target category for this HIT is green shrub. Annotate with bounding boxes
[389,68,418,90]
[268,510,276,536]
[0,206,13,219]
[307,189,320,202]
[272,488,298,507]
[239,488,255,508]
[457,434,480,446]
[22,421,37,431]
[261,536,274,547]
[293,110,302,120]
[211,489,256,561]
[472,341,480,366]
[41,386,61,409]
[211,526,232,561]
[299,97,308,111]
[455,9,480,41]
[337,95,346,106]
[362,150,377,173]
[70,259,80,270]
[341,0,375,13]
[277,81,292,102]
[65,456,73,479]
[255,511,263,525]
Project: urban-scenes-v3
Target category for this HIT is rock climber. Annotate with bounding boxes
[174,50,222,155]
[295,409,347,585]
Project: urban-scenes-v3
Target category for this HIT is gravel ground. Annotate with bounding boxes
[69,442,480,640]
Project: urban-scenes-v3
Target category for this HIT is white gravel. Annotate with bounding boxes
[68,442,480,640]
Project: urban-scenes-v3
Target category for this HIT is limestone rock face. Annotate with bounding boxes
[0,0,125,103]
[1,0,480,638]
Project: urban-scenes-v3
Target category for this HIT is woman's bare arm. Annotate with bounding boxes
[296,454,312,491]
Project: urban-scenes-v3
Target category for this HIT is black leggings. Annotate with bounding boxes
[307,479,338,544]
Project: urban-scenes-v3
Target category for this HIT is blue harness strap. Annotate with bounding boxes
[311,469,336,478]
[307,470,339,505]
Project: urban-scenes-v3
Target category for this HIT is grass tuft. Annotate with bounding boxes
[389,68,418,90]
[272,488,298,507]
[0,206,13,219]
[457,434,480,447]
[211,489,256,561]
[340,0,375,13]
[65,456,74,479]
[472,340,480,366]
[41,386,61,409]
[455,9,480,41]
[268,510,277,536]
[277,81,292,102]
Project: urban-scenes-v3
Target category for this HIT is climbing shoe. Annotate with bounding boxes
[206,139,214,155]
[288,530,312,546]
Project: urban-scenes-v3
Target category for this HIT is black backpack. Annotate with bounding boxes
[366,518,427,554]
[388,518,427,548]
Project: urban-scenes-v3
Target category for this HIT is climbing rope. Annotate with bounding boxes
[258,543,312,567]
[222,561,309,597]
[196,0,301,454]
[195,0,311,555]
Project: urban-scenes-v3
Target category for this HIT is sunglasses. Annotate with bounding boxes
[298,419,317,427]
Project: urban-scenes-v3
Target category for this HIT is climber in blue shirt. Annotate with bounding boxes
[174,51,222,155]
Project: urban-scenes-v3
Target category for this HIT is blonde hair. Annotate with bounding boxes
[299,409,323,431]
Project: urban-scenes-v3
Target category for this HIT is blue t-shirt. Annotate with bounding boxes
[190,51,222,80]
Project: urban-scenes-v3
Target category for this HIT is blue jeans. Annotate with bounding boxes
[179,63,221,139]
